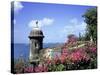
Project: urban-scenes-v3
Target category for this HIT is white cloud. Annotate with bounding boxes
[14,1,23,13]
[62,18,86,36]
[70,18,78,25]
[28,18,54,28]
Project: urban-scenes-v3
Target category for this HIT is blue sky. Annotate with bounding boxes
[13,1,96,43]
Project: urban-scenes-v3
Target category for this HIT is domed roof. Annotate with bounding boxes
[29,27,44,38]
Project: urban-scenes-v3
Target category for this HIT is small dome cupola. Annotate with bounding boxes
[29,21,44,38]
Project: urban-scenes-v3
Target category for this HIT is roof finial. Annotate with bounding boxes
[36,20,38,28]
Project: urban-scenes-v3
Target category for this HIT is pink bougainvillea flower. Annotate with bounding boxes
[59,54,66,63]
[89,47,97,53]
[34,64,48,72]
[24,66,34,73]
[70,50,90,62]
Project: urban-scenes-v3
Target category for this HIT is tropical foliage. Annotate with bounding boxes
[83,7,97,42]
[14,37,97,73]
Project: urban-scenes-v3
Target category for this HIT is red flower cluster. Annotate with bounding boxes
[24,66,34,73]
[70,50,90,62]
[85,42,97,53]
[34,65,48,72]
[90,47,97,53]
[61,48,68,56]
[59,55,67,63]
[88,46,97,53]
[24,65,48,73]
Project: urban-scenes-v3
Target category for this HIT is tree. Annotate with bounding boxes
[78,32,82,41]
[83,7,97,42]
[67,34,77,43]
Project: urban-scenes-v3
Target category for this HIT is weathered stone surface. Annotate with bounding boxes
[29,27,44,63]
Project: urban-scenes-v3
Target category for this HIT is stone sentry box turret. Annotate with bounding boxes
[28,21,44,64]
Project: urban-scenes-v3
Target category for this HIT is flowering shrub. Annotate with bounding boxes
[61,47,69,56]
[24,66,34,73]
[24,64,48,73]
[87,43,97,53]
[14,36,97,73]
[34,65,48,72]
[70,50,90,62]
[67,34,77,44]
